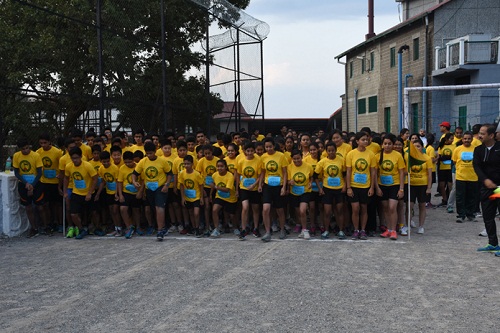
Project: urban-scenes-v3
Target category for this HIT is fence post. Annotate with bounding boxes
[160,0,168,134]
[96,0,105,132]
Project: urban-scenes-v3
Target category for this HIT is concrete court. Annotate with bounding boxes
[1,205,499,333]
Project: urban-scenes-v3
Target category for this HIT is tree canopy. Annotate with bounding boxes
[0,0,250,144]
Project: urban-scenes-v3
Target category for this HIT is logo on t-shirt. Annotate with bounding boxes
[206,165,216,176]
[104,172,115,183]
[381,160,394,172]
[293,172,306,184]
[411,165,423,173]
[20,160,32,173]
[42,157,52,168]
[217,182,226,188]
[126,173,134,184]
[185,179,195,189]
[73,171,84,180]
[355,158,368,172]
[266,160,278,173]
[145,166,158,179]
[442,148,452,156]
[326,165,340,177]
[243,166,255,178]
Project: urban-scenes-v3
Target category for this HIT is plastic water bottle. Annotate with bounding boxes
[5,156,12,174]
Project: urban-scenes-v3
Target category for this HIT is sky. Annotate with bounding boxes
[242,0,403,119]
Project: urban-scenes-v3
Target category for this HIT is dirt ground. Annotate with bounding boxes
[1,204,499,333]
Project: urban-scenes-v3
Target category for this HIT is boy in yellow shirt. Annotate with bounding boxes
[96,151,120,237]
[63,147,98,239]
[179,155,204,237]
[13,138,46,237]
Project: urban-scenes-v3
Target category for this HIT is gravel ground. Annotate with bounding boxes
[1,203,499,333]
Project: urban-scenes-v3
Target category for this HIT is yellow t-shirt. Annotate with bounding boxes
[118,164,140,195]
[79,144,93,161]
[178,169,204,202]
[335,142,352,160]
[438,144,455,170]
[425,145,437,172]
[287,162,313,196]
[212,171,237,203]
[407,153,432,186]
[130,144,145,154]
[13,151,43,183]
[36,146,63,184]
[65,161,97,196]
[283,151,292,164]
[256,134,265,141]
[224,156,238,175]
[375,151,405,186]
[196,156,219,188]
[452,145,477,181]
[471,137,482,147]
[367,142,381,155]
[314,156,345,190]
[98,164,119,195]
[236,155,262,191]
[134,156,172,189]
[88,159,102,173]
[261,151,288,186]
[345,149,376,189]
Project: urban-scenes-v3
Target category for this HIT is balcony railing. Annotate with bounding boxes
[435,40,499,70]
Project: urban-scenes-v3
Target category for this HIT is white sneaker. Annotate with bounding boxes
[168,225,177,233]
[400,226,408,236]
[417,227,424,234]
[479,228,487,237]
[303,229,311,240]
[410,220,417,228]
[271,224,279,232]
[298,230,304,238]
[178,225,184,233]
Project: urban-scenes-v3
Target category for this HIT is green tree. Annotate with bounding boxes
[0,0,250,145]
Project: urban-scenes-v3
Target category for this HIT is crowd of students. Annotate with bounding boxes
[10,122,497,245]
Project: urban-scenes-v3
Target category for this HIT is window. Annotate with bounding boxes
[368,96,378,113]
[384,107,391,132]
[390,47,396,67]
[370,52,375,71]
[349,61,353,78]
[361,58,365,74]
[455,76,470,95]
[412,103,419,133]
[413,38,420,60]
[358,98,366,114]
[459,106,467,128]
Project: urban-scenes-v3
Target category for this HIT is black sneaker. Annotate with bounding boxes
[238,229,248,241]
[157,229,166,241]
[27,228,39,238]
[252,228,261,238]
[195,228,203,238]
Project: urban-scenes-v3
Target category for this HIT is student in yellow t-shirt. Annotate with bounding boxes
[375,134,405,240]
[258,137,289,242]
[235,142,262,239]
[37,133,63,232]
[437,132,455,206]
[117,151,143,238]
[406,139,432,234]
[130,129,146,154]
[452,132,479,222]
[224,143,239,174]
[345,132,377,240]
[96,151,120,237]
[132,141,172,241]
[72,129,93,161]
[110,145,124,169]
[329,129,352,159]
[209,159,237,238]
[13,138,45,237]
[179,155,204,237]
[316,141,346,239]
[303,142,322,235]
[157,139,180,234]
[424,134,438,206]
[63,146,98,239]
[196,144,218,233]
[287,149,314,240]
